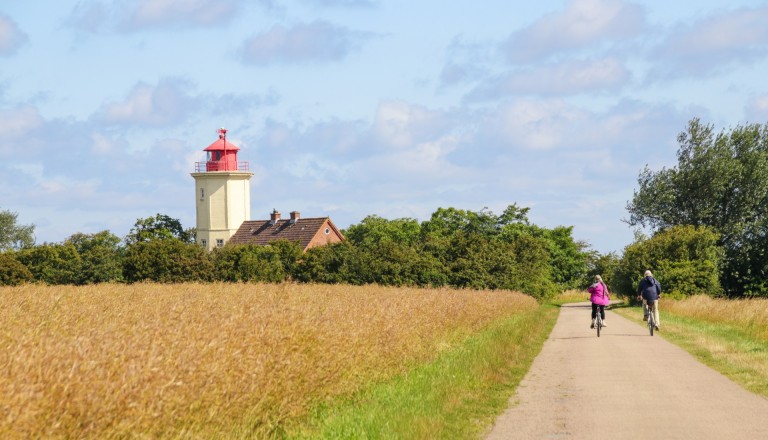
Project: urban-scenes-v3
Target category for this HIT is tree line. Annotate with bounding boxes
[0,207,587,301]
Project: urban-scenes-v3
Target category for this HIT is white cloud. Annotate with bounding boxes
[302,0,377,7]
[240,20,369,65]
[746,94,768,123]
[96,78,195,127]
[0,14,29,56]
[372,101,456,149]
[90,132,117,154]
[480,99,590,150]
[650,7,768,77]
[124,0,241,29]
[469,57,630,99]
[503,0,646,63]
[11,162,101,197]
[352,135,462,183]
[66,1,110,33]
[0,106,44,151]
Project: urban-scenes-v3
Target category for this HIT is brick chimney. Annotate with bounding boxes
[289,211,300,223]
[270,209,281,224]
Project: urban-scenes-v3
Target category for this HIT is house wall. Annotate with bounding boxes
[306,219,344,250]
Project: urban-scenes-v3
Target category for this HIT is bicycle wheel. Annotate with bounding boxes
[648,311,654,336]
[597,317,601,337]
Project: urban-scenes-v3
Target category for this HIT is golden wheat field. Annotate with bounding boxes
[0,282,537,439]
[664,295,768,340]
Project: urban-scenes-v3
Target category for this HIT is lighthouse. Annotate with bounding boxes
[191,128,253,250]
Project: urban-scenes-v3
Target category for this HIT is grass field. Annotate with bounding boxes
[550,289,589,305]
[288,305,557,439]
[614,295,768,397]
[0,282,548,439]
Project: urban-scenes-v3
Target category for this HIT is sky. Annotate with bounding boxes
[2,0,768,254]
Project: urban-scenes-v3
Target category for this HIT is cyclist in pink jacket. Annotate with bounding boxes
[588,275,611,329]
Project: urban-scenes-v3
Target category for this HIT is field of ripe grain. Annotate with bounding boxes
[0,282,538,439]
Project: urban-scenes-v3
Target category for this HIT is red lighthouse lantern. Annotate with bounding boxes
[196,128,248,172]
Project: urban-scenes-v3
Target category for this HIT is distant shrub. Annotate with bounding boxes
[0,252,33,285]
[212,241,302,283]
[123,239,213,283]
[615,225,722,299]
[15,243,82,285]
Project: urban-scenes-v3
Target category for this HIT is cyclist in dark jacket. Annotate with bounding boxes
[637,270,661,330]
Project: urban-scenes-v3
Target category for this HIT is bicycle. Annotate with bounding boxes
[595,309,603,337]
[646,301,656,336]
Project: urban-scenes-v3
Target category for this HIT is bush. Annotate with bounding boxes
[294,241,356,284]
[213,241,302,283]
[615,225,722,299]
[66,231,124,284]
[15,243,82,284]
[0,252,33,285]
[123,239,213,283]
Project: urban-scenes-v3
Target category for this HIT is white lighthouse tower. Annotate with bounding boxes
[191,128,253,250]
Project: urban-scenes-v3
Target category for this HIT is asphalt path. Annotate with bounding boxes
[484,302,768,439]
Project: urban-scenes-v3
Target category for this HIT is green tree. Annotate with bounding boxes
[213,241,301,283]
[295,241,356,284]
[419,205,566,298]
[342,216,445,287]
[615,225,722,299]
[0,209,35,251]
[627,118,768,296]
[584,251,621,289]
[421,207,500,239]
[65,231,124,284]
[497,208,588,290]
[16,243,82,285]
[125,214,193,244]
[123,239,212,283]
[344,215,422,247]
[505,234,559,301]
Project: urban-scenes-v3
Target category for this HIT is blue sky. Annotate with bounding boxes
[2,0,768,254]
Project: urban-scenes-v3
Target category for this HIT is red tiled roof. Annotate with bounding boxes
[228,217,343,250]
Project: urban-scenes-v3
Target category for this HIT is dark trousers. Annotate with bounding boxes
[591,303,605,320]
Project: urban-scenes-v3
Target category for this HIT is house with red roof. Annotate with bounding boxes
[229,210,344,251]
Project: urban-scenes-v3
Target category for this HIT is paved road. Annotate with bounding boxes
[484,302,768,440]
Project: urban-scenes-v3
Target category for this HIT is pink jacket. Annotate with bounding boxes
[588,282,610,306]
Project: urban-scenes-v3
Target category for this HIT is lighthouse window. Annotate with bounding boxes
[200,188,204,200]
[215,151,221,161]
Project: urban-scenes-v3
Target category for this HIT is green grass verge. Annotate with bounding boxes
[613,306,768,398]
[285,305,559,440]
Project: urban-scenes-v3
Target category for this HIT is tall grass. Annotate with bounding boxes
[0,283,538,439]
[550,289,588,305]
[664,295,768,341]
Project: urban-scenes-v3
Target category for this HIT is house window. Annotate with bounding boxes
[216,239,224,247]
[201,239,207,248]
[325,228,331,235]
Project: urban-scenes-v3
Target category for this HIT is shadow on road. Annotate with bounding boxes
[550,334,649,340]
